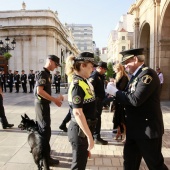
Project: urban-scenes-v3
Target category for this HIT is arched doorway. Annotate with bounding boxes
[139,23,150,67]
[0,56,8,73]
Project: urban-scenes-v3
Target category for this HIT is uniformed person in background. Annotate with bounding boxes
[66,52,97,170]
[28,70,35,93]
[107,48,168,170]
[21,70,27,93]
[54,71,61,94]
[0,75,14,129]
[34,55,63,166]
[14,71,20,93]
[156,67,164,90]
[7,70,13,93]
[0,70,6,92]
[89,61,108,145]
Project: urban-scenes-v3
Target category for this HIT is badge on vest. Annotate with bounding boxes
[130,77,138,93]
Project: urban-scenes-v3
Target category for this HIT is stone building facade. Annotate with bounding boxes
[128,0,170,100]
[0,7,79,76]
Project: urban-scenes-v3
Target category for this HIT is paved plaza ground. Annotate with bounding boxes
[0,87,170,170]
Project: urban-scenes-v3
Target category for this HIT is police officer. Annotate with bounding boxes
[7,70,13,93]
[21,70,27,93]
[54,71,61,93]
[0,75,14,129]
[14,71,20,93]
[66,52,97,170]
[34,55,63,166]
[89,61,108,145]
[28,70,35,93]
[107,48,168,170]
[0,70,6,92]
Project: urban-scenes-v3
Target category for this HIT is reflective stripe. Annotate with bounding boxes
[68,79,95,103]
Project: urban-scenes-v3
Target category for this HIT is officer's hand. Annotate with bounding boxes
[53,97,62,107]
[87,136,94,151]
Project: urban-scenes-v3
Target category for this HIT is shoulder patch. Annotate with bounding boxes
[38,79,46,85]
[141,75,152,84]
[73,95,81,104]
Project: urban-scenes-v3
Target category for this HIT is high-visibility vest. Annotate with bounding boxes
[68,79,95,104]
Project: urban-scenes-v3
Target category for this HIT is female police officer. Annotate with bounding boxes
[66,52,97,170]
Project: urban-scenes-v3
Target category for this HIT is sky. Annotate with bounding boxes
[0,0,136,49]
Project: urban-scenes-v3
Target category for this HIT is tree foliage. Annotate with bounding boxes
[3,52,12,60]
[105,62,114,80]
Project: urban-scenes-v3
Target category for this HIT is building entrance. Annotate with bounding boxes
[0,56,8,73]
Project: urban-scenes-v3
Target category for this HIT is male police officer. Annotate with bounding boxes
[14,71,20,93]
[108,48,168,170]
[28,70,35,93]
[0,75,14,129]
[7,70,13,93]
[0,70,6,92]
[34,55,63,165]
[21,70,27,93]
[89,61,108,145]
[54,71,61,94]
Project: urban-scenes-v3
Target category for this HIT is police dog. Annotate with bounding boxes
[18,114,49,170]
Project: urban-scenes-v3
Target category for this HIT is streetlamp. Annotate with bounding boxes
[0,36,16,55]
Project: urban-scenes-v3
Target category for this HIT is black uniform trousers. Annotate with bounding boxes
[35,102,51,158]
[93,98,103,139]
[124,137,169,170]
[55,83,60,93]
[15,83,19,92]
[62,108,71,124]
[22,83,27,92]
[1,82,6,92]
[68,121,88,170]
[29,82,34,92]
[8,82,13,92]
[0,95,8,126]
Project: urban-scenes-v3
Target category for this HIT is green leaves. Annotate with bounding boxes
[3,52,12,60]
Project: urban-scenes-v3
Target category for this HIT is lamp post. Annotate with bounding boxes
[0,36,16,55]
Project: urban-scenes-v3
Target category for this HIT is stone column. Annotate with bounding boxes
[154,0,161,69]
[134,17,140,48]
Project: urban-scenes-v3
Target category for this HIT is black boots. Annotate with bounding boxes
[59,123,67,132]
[0,117,14,129]
[2,123,14,129]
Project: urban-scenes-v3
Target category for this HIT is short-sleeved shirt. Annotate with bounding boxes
[69,75,96,120]
[34,67,51,103]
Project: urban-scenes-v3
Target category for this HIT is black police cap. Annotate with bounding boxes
[75,52,98,67]
[97,61,108,70]
[48,55,61,67]
[120,48,144,64]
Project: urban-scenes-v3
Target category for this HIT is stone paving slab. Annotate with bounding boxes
[0,87,170,170]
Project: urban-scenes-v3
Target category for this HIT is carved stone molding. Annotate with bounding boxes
[134,18,140,27]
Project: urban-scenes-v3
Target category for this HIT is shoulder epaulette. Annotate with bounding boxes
[142,67,149,71]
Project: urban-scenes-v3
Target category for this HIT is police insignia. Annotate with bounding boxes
[73,79,79,84]
[88,78,94,83]
[142,75,152,84]
[73,95,81,104]
[39,79,46,85]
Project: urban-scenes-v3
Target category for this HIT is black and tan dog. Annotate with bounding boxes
[18,114,49,170]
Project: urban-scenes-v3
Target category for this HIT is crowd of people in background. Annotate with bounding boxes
[0,69,62,94]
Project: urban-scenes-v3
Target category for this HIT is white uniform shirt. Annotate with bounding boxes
[157,72,164,84]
